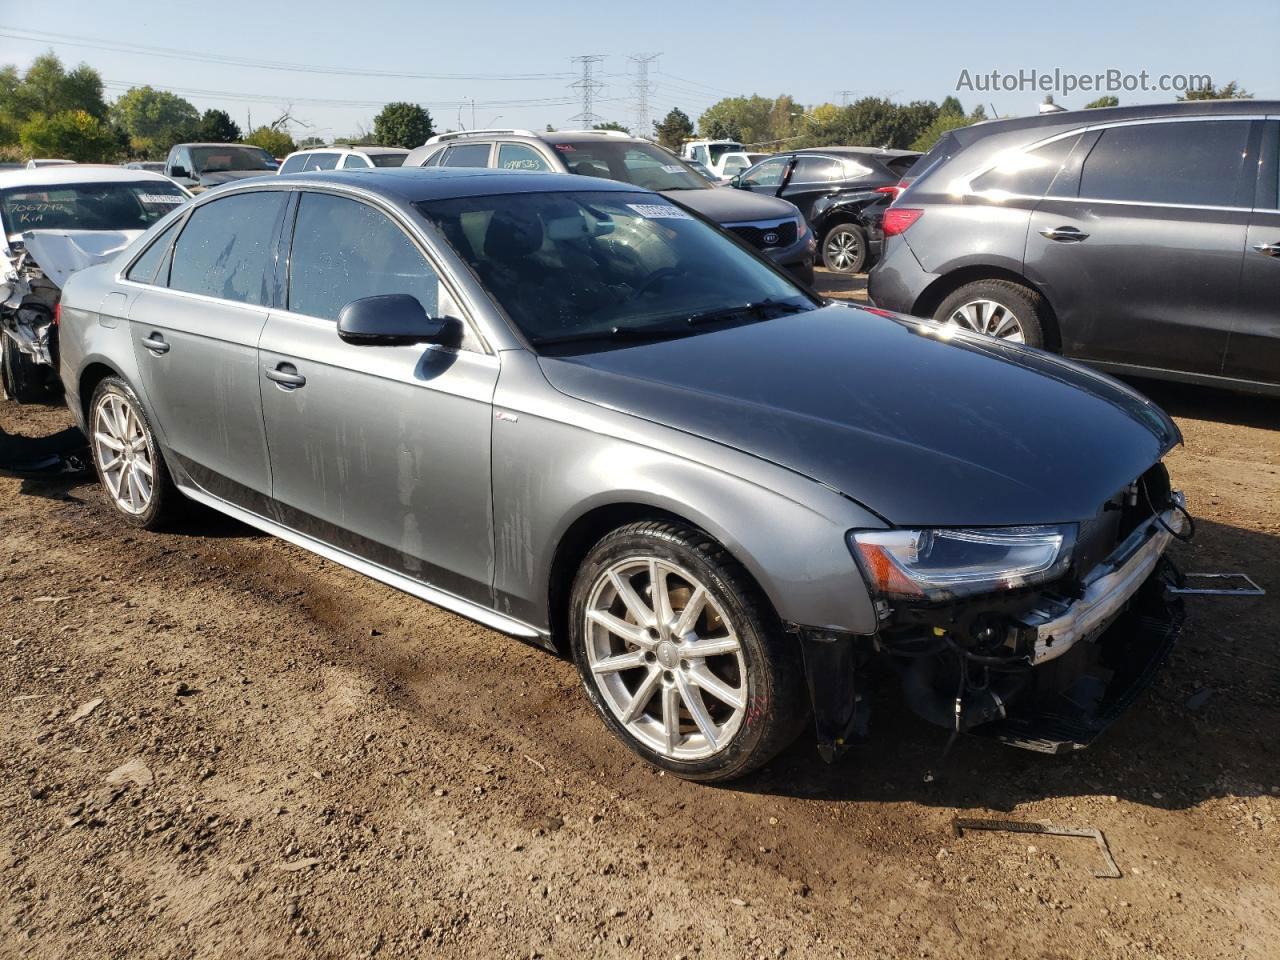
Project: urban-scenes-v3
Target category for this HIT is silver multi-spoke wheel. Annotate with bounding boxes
[825,230,862,272]
[945,298,1026,342]
[584,557,746,761]
[93,393,155,515]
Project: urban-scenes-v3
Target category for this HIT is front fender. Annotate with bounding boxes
[490,351,884,636]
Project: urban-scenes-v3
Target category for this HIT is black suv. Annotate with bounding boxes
[732,148,920,274]
[404,130,816,283]
[868,100,1279,395]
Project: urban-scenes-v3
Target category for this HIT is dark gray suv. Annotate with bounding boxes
[405,129,816,283]
[868,100,1279,395]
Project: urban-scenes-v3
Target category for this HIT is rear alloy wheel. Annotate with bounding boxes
[821,223,867,274]
[933,279,1048,348]
[570,520,807,782]
[90,377,178,529]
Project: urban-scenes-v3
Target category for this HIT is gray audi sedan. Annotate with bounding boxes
[57,168,1190,782]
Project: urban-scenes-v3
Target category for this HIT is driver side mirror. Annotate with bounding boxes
[337,294,453,346]
[729,174,744,188]
[169,165,189,179]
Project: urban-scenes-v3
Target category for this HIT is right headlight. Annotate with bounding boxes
[849,525,1076,602]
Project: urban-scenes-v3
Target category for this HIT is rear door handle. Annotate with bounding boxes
[141,332,170,355]
[264,363,306,389]
[1040,226,1090,243]
[1252,241,1280,257]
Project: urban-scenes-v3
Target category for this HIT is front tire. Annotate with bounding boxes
[569,520,807,782]
[1,334,45,403]
[89,377,179,530]
[821,223,868,274]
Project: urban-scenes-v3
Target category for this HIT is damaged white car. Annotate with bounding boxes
[1,166,189,401]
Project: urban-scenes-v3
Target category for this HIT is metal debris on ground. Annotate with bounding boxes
[951,816,1122,879]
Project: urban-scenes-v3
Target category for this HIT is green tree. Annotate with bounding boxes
[244,125,295,157]
[19,109,118,162]
[939,96,964,116]
[698,95,774,145]
[592,121,631,134]
[1178,80,1251,101]
[909,106,988,153]
[766,94,803,145]
[373,102,434,148]
[112,85,200,158]
[196,109,241,143]
[1084,95,1119,109]
[4,53,108,121]
[653,107,693,150]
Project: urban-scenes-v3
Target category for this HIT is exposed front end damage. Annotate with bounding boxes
[799,462,1190,760]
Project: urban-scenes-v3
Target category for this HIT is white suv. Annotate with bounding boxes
[277,145,409,174]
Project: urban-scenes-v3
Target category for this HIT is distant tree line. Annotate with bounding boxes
[0,51,1255,164]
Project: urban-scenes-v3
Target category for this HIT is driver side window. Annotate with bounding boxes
[743,157,789,187]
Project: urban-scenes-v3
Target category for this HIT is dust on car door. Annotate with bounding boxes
[127,189,287,507]
[258,189,498,606]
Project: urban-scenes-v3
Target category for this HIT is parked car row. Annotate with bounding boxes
[868,99,1280,395]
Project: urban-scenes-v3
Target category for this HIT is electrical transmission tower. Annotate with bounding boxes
[838,89,857,106]
[569,55,606,127]
[629,53,661,138]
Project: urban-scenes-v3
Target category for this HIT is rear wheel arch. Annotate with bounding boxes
[913,266,1062,351]
[78,362,122,425]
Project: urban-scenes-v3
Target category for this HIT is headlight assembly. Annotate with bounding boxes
[849,525,1076,601]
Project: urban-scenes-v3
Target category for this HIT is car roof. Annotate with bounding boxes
[946,99,1279,149]
[0,165,181,189]
[173,142,264,149]
[783,146,921,158]
[270,166,646,201]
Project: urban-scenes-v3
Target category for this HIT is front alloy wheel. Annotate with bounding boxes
[570,520,807,782]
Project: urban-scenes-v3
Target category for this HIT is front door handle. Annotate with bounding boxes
[1040,226,1090,243]
[141,332,170,355]
[1252,241,1280,257]
[264,363,306,389]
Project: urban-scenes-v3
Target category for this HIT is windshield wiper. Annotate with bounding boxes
[683,299,811,327]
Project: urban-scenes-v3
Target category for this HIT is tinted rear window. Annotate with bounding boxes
[972,135,1081,197]
[1079,120,1251,207]
[169,191,286,306]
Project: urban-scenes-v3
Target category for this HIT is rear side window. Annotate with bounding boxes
[169,191,286,306]
[497,143,551,172]
[972,135,1081,197]
[287,192,440,321]
[303,152,339,171]
[126,217,183,285]
[792,157,842,182]
[1079,120,1251,207]
[279,154,308,175]
[341,154,370,169]
[442,143,492,167]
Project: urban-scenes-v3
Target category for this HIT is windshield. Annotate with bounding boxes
[190,145,276,173]
[550,141,710,191]
[370,153,406,168]
[417,190,814,350]
[707,143,743,164]
[0,181,188,237]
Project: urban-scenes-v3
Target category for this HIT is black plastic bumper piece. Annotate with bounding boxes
[976,561,1184,754]
[797,630,872,762]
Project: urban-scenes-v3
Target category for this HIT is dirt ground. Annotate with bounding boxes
[2,287,1278,959]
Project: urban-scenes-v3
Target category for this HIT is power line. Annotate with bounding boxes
[568,55,606,127]
[0,28,575,82]
[628,53,660,138]
[838,89,858,106]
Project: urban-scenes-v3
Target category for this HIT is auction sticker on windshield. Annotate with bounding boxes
[138,194,184,204]
[627,203,693,220]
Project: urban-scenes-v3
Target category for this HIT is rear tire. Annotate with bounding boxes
[89,376,179,530]
[821,223,868,275]
[933,279,1048,348]
[1,333,45,403]
[569,519,808,782]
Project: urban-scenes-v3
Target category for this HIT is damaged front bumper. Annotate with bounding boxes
[797,494,1188,760]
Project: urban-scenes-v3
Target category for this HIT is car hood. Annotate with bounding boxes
[17,229,143,289]
[537,305,1181,527]
[662,187,799,225]
[197,169,271,186]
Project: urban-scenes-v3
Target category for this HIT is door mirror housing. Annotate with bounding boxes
[729,174,744,188]
[337,294,451,346]
[169,165,190,179]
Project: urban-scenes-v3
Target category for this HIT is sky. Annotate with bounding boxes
[1,0,1275,142]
